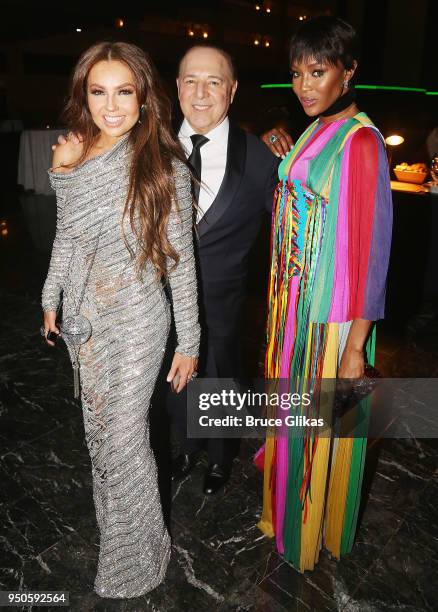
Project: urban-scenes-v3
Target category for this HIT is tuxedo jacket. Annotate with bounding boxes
[191,121,279,376]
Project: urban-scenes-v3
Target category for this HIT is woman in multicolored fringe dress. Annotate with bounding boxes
[256,16,393,572]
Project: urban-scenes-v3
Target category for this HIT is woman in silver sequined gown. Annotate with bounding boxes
[41,43,200,598]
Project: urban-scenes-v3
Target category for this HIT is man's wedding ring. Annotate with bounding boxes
[269,134,278,144]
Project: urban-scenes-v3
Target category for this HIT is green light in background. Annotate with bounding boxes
[356,85,426,92]
[260,84,436,94]
[260,84,292,88]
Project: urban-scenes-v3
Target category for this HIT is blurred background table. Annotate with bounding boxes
[17,129,64,252]
[390,180,431,194]
[385,180,438,331]
[18,129,64,196]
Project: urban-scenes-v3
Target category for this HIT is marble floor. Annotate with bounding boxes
[1,196,437,611]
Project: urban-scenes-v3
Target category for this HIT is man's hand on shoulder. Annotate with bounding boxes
[51,132,84,172]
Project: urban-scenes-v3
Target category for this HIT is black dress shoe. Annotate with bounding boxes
[203,463,231,495]
[171,453,196,481]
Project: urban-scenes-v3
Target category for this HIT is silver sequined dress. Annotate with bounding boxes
[41,135,200,598]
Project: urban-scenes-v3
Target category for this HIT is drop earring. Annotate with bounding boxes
[343,80,349,89]
[138,104,145,124]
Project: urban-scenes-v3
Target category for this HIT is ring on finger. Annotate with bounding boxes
[269,134,278,144]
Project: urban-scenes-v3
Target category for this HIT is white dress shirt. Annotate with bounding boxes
[178,117,229,222]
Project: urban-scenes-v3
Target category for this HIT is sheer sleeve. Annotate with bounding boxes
[166,161,201,358]
[346,127,393,321]
[41,173,73,312]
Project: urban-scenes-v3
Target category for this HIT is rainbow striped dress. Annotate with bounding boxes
[257,112,393,571]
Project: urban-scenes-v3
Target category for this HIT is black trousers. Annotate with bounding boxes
[162,330,240,467]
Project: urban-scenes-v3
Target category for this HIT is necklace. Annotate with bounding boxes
[320,86,356,119]
[319,103,358,124]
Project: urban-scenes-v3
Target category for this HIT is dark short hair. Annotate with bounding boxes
[289,16,358,70]
[178,44,237,81]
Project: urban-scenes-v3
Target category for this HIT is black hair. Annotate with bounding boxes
[289,16,358,70]
[177,44,237,81]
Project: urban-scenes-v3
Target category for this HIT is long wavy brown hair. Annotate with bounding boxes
[62,41,189,277]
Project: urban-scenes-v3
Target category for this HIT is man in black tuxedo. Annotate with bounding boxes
[167,45,278,494]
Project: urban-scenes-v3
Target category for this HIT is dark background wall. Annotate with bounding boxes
[0,0,436,163]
